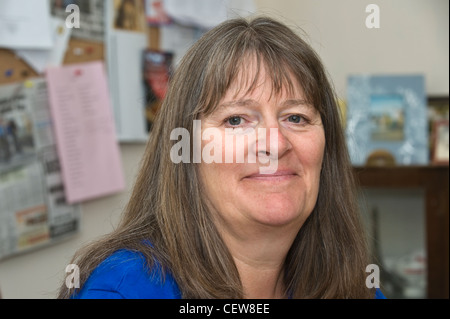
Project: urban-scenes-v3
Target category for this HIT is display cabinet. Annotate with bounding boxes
[354,166,449,299]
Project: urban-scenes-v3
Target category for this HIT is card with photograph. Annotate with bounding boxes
[142,50,173,132]
[346,75,428,166]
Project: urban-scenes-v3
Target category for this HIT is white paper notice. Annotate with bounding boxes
[15,17,72,74]
[163,0,256,29]
[0,0,53,49]
[45,62,125,204]
[105,0,149,141]
[164,0,228,29]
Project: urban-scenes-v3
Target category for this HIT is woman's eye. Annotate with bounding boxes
[227,116,243,126]
[288,115,302,123]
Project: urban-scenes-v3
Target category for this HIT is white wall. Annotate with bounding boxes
[0,0,448,298]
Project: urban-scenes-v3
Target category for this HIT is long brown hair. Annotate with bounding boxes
[58,16,374,299]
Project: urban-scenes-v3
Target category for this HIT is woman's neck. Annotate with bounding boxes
[219,223,299,299]
[233,255,286,299]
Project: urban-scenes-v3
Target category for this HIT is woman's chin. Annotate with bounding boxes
[244,200,306,228]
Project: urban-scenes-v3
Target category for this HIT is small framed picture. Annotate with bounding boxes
[427,96,449,160]
[346,75,428,166]
[431,120,449,165]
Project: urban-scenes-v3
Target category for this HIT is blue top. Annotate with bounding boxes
[72,249,386,299]
[72,249,181,299]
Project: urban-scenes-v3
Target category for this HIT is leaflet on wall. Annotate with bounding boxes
[15,17,72,74]
[158,0,256,67]
[0,0,53,50]
[163,0,256,29]
[0,79,81,261]
[45,61,125,204]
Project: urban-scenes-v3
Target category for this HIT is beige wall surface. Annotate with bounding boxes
[254,0,449,96]
[0,0,448,298]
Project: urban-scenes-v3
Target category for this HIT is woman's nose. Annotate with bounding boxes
[255,121,292,160]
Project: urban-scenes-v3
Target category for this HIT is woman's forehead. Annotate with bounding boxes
[224,59,306,102]
[198,52,316,117]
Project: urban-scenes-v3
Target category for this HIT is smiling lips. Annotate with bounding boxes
[244,169,298,181]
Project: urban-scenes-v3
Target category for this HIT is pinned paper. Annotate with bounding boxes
[164,0,228,29]
[163,0,256,29]
[15,17,72,74]
[45,62,125,203]
[105,1,149,141]
[0,0,53,50]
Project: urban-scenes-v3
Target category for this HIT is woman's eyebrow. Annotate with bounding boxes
[219,98,310,108]
[218,99,259,108]
[280,99,310,108]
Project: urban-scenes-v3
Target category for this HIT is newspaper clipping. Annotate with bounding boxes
[0,79,80,260]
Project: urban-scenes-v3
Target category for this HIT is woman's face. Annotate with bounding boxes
[198,62,325,234]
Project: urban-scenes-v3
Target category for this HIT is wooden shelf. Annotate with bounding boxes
[353,165,449,299]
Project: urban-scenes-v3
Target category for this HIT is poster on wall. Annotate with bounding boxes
[142,50,173,131]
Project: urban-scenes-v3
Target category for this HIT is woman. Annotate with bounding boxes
[59,16,383,299]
